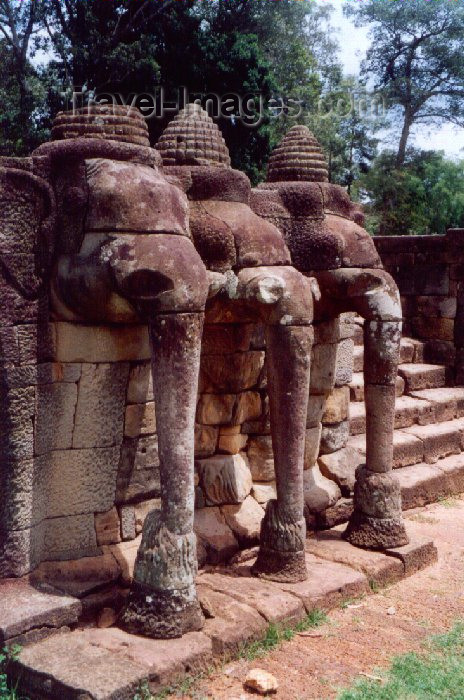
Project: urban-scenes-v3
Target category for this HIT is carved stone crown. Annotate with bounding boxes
[51,104,150,147]
[156,103,231,168]
[267,125,329,183]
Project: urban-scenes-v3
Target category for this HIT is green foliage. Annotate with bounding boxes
[239,608,328,661]
[345,0,464,166]
[359,149,464,235]
[0,646,24,700]
[337,621,464,700]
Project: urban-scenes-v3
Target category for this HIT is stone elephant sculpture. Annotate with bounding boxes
[251,125,409,550]
[22,104,317,639]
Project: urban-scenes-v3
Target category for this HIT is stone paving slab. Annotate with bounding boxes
[9,535,438,699]
[0,578,81,645]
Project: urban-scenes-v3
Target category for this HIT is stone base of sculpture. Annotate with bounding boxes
[344,466,408,549]
[252,499,307,582]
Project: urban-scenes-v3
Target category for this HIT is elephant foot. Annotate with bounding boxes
[252,499,307,582]
[344,512,408,549]
[252,547,307,582]
[119,581,204,638]
[119,510,204,638]
[344,466,409,549]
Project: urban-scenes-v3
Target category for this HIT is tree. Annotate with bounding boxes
[360,149,464,236]
[345,0,464,167]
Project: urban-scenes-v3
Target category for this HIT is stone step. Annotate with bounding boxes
[398,363,446,391]
[348,416,464,469]
[349,372,405,402]
[353,338,417,372]
[349,388,464,436]
[398,453,464,510]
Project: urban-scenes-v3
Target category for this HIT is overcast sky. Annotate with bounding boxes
[329,0,464,159]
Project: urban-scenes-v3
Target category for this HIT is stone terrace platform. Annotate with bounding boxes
[3,528,436,700]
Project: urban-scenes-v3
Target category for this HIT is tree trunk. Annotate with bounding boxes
[396,111,412,168]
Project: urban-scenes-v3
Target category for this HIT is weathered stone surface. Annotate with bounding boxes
[196,454,252,505]
[119,505,136,541]
[196,393,236,425]
[199,351,265,392]
[42,513,100,562]
[54,322,150,363]
[97,607,118,629]
[276,552,368,611]
[124,402,156,437]
[305,530,403,586]
[95,508,121,546]
[126,363,153,403]
[198,570,304,624]
[41,447,120,519]
[201,324,253,354]
[221,496,265,544]
[385,535,438,576]
[306,394,325,428]
[218,432,248,454]
[398,363,446,391]
[233,391,262,424]
[195,424,218,457]
[73,363,129,448]
[110,536,142,585]
[323,386,349,424]
[31,553,121,598]
[247,435,275,481]
[245,669,279,695]
[397,463,455,510]
[12,627,212,699]
[310,342,337,394]
[303,465,341,514]
[34,383,78,455]
[0,578,81,644]
[402,420,462,464]
[134,499,161,535]
[198,586,266,656]
[252,481,277,505]
[320,421,349,455]
[335,338,354,386]
[318,447,361,495]
[304,424,322,470]
[194,507,238,563]
[116,435,160,503]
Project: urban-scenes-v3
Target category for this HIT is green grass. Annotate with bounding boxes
[238,608,328,661]
[0,646,24,700]
[337,621,464,700]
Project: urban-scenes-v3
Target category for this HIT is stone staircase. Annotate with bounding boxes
[347,319,464,510]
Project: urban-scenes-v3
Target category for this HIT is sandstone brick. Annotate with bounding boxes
[233,391,262,424]
[95,508,121,546]
[411,316,454,342]
[126,362,153,403]
[247,435,275,481]
[134,499,161,535]
[320,421,349,455]
[310,342,337,394]
[194,507,238,564]
[201,324,253,354]
[397,463,449,509]
[195,424,218,458]
[116,435,160,503]
[402,420,462,464]
[119,505,136,541]
[0,325,19,364]
[196,454,252,505]
[303,464,341,514]
[398,363,446,391]
[251,481,277,504]
[34,383,77,455]
[199,351,265,392]
[307,394,325,428]
[196,393,236,425]
[304,424,322,469]
[221,496,264,545]
[53,322,150,363]
[73,363,129,448]
[415,296,457,319]
[335,338,354,386]
[17,323,56,364]
[31,553,121,598]
[323,386,349,424]
[110,536,141,584]
[218,432,248,454]
[318,446,361,495]
[42,513,100,562]
[124,402,156,437]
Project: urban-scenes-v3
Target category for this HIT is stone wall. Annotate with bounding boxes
[1,313,355,576]
[374,228,464,382]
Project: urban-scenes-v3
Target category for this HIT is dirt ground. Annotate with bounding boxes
[183,496,464,700]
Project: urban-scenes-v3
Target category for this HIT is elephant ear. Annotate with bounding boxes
[0,160,56,299]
